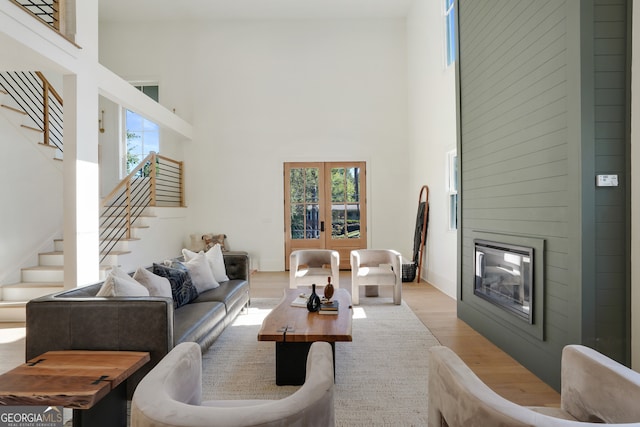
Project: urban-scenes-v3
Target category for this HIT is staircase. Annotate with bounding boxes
[0,208,158,322]
[0,88,62,163]
[0,72,184,322]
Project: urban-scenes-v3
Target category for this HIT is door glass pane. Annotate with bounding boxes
[331,168,345,202]
[290,169,304,203]
[305,168,319,202]
[346,205,361,238]
[290,205,304,239]
[331,207,346,239]
[346,167,360,202]
[306,204,320,238]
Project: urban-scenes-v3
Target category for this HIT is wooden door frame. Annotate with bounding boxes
[284,161,367,270]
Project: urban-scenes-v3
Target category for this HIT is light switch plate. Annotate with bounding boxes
[596,174,618,187]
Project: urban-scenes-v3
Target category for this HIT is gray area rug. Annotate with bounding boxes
[201,298,440,426]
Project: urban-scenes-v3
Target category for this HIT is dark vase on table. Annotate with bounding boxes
[307,284,321,312]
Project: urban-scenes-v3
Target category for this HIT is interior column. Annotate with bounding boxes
[62,71,100,289]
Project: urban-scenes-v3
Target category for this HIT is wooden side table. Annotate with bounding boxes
[0,350,150,427]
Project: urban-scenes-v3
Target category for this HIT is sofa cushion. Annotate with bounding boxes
[133,267,172,298]
[192,280,249,312]
[152,263,199,308]
[173,301,226,345]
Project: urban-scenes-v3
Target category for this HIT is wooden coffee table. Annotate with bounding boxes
[0,350,150,427]
[258,288,352,385]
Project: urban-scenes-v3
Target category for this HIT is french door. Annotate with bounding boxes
[284,162,367,270]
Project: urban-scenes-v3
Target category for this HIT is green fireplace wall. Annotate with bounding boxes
[456,0,630,389]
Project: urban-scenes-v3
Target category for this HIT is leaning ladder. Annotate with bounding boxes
[415,185,429,283]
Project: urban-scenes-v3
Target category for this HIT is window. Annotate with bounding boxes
[124,84,160,175]
[447,150,458,230]
[444,0,456,67]
[125,110,159,174]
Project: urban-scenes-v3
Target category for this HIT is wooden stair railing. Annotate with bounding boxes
[11,0,64,34]
[0,71,63,153]
[100,152,184,263]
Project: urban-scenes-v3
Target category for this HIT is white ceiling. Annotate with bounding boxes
[98,0,415,23]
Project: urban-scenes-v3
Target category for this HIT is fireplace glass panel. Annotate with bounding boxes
[474,240,533,323]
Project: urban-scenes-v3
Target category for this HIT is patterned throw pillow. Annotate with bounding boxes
[202,233,226,251]
[152,263,199,308]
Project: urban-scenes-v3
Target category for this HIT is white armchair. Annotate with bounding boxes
[428,344,640,426]
[350,249,402,305]
[289,249,340,290]
[131,341,335,427]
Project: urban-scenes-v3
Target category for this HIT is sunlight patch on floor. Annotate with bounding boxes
[0,326,26,344]
[352,306,367,319]
[231,307,272,326]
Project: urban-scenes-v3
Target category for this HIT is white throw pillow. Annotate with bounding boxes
[133,267,172,298]
[183,245,229,283]
[205,243,230,282]
[183,251,219,293]
[97,266,149,297]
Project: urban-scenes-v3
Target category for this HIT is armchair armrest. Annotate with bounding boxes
[561,344,640,423]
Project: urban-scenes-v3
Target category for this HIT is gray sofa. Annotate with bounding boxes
[25,251,250,398]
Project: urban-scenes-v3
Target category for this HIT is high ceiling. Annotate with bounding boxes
[98,0,415,23]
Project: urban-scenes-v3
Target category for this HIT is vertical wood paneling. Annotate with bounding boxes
[457,0,630,387]
[592,0,629,362]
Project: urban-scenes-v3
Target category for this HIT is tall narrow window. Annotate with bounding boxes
[447,150,458,230]
[125,110,159,174]
[444,0,456,67]
[124,84,160,176]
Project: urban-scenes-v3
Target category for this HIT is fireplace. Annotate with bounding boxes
[474,240,533,323]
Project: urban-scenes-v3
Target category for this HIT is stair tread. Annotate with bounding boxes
[2,282,63,288]
[101,214,157,218]
[37,142,57,149]
[0,104,27,115]
[100,224,150,228]
[22,265,110,271]
[40,251,63,256]
[22,265,63,271]
[0,301,28,307]
[102,250,131,255]
[21,124,43,133]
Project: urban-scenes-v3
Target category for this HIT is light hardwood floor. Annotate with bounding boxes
[0,270,560,407]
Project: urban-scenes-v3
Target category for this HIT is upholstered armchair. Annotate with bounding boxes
[289,249,340,290]
[350,249,402,305]
[131,341,335,427]
[428,344,640,426]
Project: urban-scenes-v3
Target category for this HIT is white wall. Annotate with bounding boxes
[0,109,63,284]
[100,19,411,270]
[406,0,457,297]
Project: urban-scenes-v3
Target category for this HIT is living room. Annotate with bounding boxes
[2,0,640,424]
